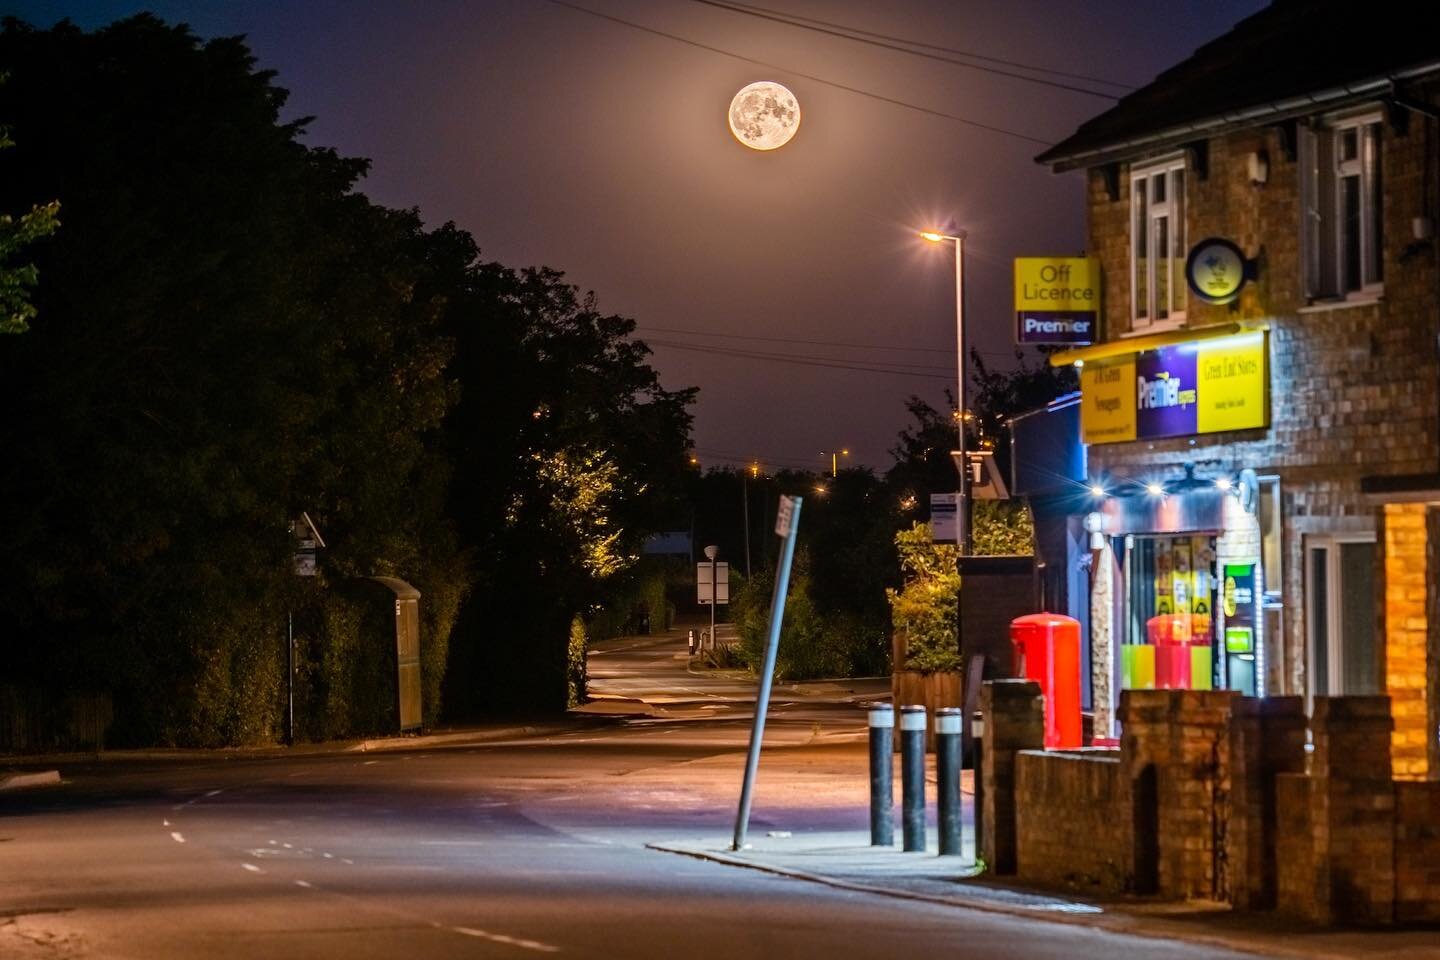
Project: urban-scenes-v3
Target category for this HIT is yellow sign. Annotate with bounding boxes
[1196,333,1267,434]
[1080,357,1136,444]
[1014,257,1099,344]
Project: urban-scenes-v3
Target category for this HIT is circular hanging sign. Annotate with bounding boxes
[1185,237,1248,305]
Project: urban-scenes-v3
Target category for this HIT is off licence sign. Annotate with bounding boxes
[1014,257,1098,345]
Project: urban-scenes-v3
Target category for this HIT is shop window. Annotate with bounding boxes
[1301,115,1384,300]
[1130,157,1187,330]
[1257,475,1282,600]
[1121,534,1217,690]
[1305,536,1378,699]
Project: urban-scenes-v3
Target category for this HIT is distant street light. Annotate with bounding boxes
[820,448,850,478]
[921,227,971,556]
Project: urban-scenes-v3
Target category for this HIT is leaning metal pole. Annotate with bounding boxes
[732,496,803,851]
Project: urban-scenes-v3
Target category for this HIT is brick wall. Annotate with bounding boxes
[1015,750,1128,892]
[1277,696,1396,925]
[1394,781,1440,922]
[1081,109,1440,705]
[1227,696,1307,910]
[979,680,1044,875]
[1120,689,1235,901]
[1383,503,1431,779]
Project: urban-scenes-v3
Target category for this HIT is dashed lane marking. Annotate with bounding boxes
[452,926,559,953]
[242,863,262,873]
[170,832,186,844]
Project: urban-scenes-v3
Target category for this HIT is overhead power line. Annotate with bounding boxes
[543,0,1054,147]
[646,337,954,378]
[707,0,1137,91]
[635,323,953,355]
[687,0,1121,100]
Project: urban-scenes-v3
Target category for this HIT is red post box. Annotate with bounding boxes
[1009,613,1082,749]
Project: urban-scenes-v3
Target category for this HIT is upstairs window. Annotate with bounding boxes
[1303,115,1383,299]
[1130,157,1187,330]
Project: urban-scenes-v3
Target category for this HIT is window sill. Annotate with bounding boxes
[1298,292,1384,314]
[1121,318,1188,338]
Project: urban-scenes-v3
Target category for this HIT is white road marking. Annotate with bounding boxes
[162,819,171,827]
[322,852,334,859]
[341,858,354,865]
[170,832,186,844]
[294,880,313,889]
[172,788,224,811]
[418,840,486,846]
[452,927,559,953]
[282,843,293,849]
[242,863,262,873]
[363,760,379,766]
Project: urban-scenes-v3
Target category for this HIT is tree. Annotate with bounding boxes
[0,16,465,743]
[0,71,59,333]
[439,263,695,716]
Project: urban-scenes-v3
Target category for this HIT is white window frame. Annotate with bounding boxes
[1129,155,1187,332]
[1304,532,1378,705]
[1301,112,1384,301]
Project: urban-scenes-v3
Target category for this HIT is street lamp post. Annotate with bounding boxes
[921,229,970,556]
[821,448,850,478]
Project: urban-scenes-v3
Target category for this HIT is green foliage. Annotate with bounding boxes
[972,500,1035,556]
[888,522,961,674]
[730,552,888,682]
[567,616,588,709]
[0,72,60,334]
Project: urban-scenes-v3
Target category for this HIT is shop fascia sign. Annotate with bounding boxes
[1080,330,1269,445]
[1014,257,1099,345]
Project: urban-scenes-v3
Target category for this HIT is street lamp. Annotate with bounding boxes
[921,227,970,556]
[820,448,850,478]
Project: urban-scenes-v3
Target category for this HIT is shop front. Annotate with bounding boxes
[1044,322,1274,742]
[1093,474,1265,700]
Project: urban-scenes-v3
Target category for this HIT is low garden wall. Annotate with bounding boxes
[1015,749,1128,891]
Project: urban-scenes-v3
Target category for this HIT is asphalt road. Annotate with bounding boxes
[0,632,1258,959]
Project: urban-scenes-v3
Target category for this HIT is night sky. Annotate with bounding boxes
[8,0,1266,470]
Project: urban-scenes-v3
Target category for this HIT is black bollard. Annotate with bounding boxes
[900,704,926,852]
[935,707,962,856]
[972,712,985,865]
[867,704,894,846]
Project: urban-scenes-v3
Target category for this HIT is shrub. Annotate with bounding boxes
[887,522,961,674]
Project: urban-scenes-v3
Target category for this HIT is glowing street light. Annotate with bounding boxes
[921,226,970,554]
[820,448,850,477]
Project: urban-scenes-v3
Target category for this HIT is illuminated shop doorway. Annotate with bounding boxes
[1121,533,1220,690]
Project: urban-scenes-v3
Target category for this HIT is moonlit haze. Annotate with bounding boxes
[7,0,1269,472]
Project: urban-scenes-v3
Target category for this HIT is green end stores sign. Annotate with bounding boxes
[1079,330,1269,445]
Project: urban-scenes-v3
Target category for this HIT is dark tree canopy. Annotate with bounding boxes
[0,15,693,742]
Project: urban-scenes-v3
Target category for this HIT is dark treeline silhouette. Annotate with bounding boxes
[0,15,693,745]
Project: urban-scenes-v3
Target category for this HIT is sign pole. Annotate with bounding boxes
[732,495,802,851]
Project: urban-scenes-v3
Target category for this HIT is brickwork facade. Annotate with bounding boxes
[1277,696,1396,925]
[1014,750,1127,892]
[1383,503,1431,778]
[1077,99,1440,750]
[979,680,1044,876]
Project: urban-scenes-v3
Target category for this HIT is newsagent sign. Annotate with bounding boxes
[1080,331,1268,445]
[1014,257,1099,345]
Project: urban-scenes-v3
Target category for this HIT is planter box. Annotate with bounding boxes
[890,668,962,752]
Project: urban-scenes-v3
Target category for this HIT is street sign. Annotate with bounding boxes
[930,493,960,543]
[967,450,1010,500]
[697,561,730,605]
[775,494,797,537]
[1014,256,1099,345]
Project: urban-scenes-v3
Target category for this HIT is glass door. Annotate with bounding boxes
[1305,536,1378,699]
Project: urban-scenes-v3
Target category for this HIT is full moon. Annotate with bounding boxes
[727,81,800,151]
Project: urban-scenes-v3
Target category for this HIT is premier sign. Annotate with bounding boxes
[1014,257,1099,345]
[1080,332,1269,445]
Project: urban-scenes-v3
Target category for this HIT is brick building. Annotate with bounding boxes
[1032,1,1440,777]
